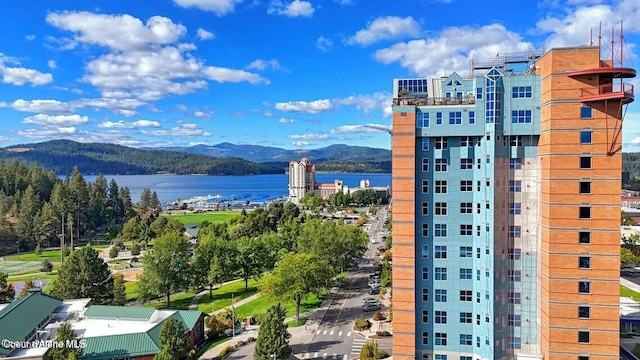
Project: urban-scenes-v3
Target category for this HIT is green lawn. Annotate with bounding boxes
[197,279,263,314]
[233,291,325,320]
[5,245,109,262]
[621,285,640,302]
[144,292,196,310]
[8,272,59,281]
[193,336,232,359]
[162,211,239,225]
[124,281,139,302]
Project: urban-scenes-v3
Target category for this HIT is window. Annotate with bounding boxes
[460,180,472,192]
[579,281,590,294]
[422,288,429,302]
[578,357,590,360]
[460,312,472,323]
[508,314,521,326]
[460,202,473,214]
[509,248,522,260]
[460,334,472,346]
[435,202,447,216]
[435,180,447,193]
[580,157,592,169]
[435,311,447,324]
[460,268,472,280]
[422,310,429,323]
[422,331,429,345]
[580,131,592,144]
[435,267,447,280]
[422,202,429,216]
[579,231,591,244]
[509,337,522,350]
[511,110,533,123]
[509,180,522,192]
[460,158,473,169]
[579,256,591,269]
[461,357,472,360]
[422,138,430,150]
[579,181,591,194]
[508,292,521,304]
[460,246,472,258]
[435,224,447,237]
[421,246,429,260]
[579,306,590,319]
[509,225,522,238]
[422,267,429,280]
[435,289,447,302]
[422,158,429,172]
[422,224,429,237]
[509,158,523,169]
[512,86,532,98]
[469,111,475,124]
[461,136,472,147]
[510,135,523,147]
[460,224,472,236]
[579,206,591,219]
[435,137,448,149]
[436,112,443,125]
[435,333,447,346]
[460,290,472,301]
[508,270,521,282]
[435,355,447,360]
[578,331,590,343]
[509,203,522,214]
[419,112,430,127]
[580,106,593,119]
[435,158,448,172]
[449,112,462,125]
[476,87,482,99]
[422,180,429,194]
[435,246,447,259]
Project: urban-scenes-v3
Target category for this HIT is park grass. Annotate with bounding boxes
[124,281,139,302]
[285,318,308,327]
[5,245,109,262]
[8,272,58,281]
[197,278,263,314]
[621,285,640,302]
[233,291,325,320]
[162,211,239,225]
[144,292,196,310]
[193,335,232,359]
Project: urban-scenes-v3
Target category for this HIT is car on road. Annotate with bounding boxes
[362,302,380,312]
[362,297,380,305]
[368,278,381,286]
[369,287,380,295]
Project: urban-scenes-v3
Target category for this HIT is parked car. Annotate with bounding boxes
[362,303,380,312]
[369,287,380,295]
[362,297,380,305]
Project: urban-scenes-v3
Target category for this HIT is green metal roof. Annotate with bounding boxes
[176,310,204,330]
[0,292,62,355]
[185,223,199,237]
[83,305,155,321]
[81,333,160,360]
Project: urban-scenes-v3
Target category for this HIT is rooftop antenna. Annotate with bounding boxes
[620,21,624,67]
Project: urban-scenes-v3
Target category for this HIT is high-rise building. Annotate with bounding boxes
[391,40,635,359]
[288,157,316,204]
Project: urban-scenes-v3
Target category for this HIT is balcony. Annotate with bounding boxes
[579,82,634,104]
[566,66,636,79]
[393,96,475,107]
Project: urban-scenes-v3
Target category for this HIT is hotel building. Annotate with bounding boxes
[391,43,635,360]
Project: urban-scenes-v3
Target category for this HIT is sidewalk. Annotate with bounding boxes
[622,277,640,293]
[199,325,260,360]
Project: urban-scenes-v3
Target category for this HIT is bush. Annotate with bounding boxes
[40,260,53,273]
[219,345,233,357]
[235,340,246,347]
[246,336,255,342]
[130,242,141,256]
[354,319,372,331]
[375,331,391,337]
[109,246,119,259]
[253,312,266,325]
[376,350,390,359]
[372,311,386,321]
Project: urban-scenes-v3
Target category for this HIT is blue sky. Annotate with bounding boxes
[0,0,639,151]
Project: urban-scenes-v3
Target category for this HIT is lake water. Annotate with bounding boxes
[84,173,391,203]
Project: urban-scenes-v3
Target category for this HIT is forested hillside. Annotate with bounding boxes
[0,140,284,176]
[623,153,640,190]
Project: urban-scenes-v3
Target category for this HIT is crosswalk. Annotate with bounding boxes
[314,330,351,337]
[297,353,349,359]
[351,337,367,355]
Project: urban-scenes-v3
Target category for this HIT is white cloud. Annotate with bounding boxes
[275,99,333,113]
[25,35,36,41]
[334,0,354,4]
[329,124,391,134]
[203,66,269,85]
[142,123,212,137]
[333,92,392,117]
[348,16,422,46]
[172,0,243,16]
[246,59,287,71]
[292,141,310,147]
[197,28,215,40]
[47,60,57,69]
[0,54,53,86]
[1,99,72,113]
[375,24,533,78]
[18,126,77,138]
[194,110,211,119]
[268,0,315,17]
[176,104,188,112]
[98,120,161,129]
[262,111,275,117]
[315,36,334,52]
[74,98,146,116]
[279,117,295,124]
[23,114,89,126]
[287,134,329,140]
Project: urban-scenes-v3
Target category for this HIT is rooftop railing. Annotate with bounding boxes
[393,97,476,106]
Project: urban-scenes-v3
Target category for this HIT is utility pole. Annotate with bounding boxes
[60,213,65,264]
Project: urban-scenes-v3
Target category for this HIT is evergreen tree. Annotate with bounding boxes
[120,186,134,219]
[0,272,15,303]
[139,188,153,210]
[254,303,292,360]
[69,167,90,239]
[107,179,123,220]
[17,185,39,246]
[39,201,59,248]
[50,246,114,304]
[112,273,126,306]
[154,317,189,360]
[48,322,83,360]
[150,191,161,212]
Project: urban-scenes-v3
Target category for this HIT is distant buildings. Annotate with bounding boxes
[287,158,390,204]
